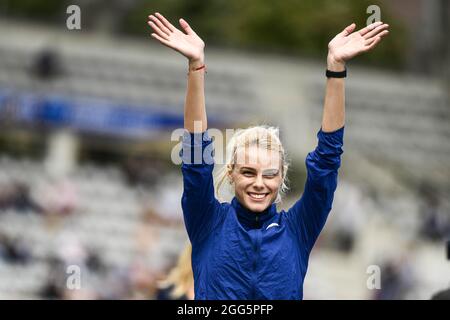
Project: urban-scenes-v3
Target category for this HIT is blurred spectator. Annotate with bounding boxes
[123,155,166,187]
[35,178,78,217]
[324,181,366,253]
[0,181,43,213]
[100,266,133,299]
[56,232,87,267]
[0,94,20,127]
[140,206,181,228]
[86,249,107,275]
[418,183,450,242]
[0,233,31,265]
[155,244,194,300]
[150,173,184,225]
[136,208,161,258]
[431,288,450,300]
[374,256,415,300]
[40,277,63,299]
[40,257,65,300]
[31,48,62,81]
[40,251,105,300]
[128,258,157,299]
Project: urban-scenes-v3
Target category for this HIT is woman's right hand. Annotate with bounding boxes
[148,13,205,64]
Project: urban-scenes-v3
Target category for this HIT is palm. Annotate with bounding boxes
[167,30,204,60]
[148,13,204,62]
[328,22,389,62]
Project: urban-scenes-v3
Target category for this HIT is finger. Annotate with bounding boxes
[340,23,356,36]
[358,21,383,36]
[179,18,197,36]
[364,23,389,40]
[148,21,169,40]
[364,32,388,52]
[365,30,389,46]
[148,20,169,39]
[154,12,176,32]
[150,33,172,48]
[365,37,381,51]
[149,15,171,36]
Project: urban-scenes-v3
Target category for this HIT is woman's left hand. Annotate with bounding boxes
[327,21,389,67]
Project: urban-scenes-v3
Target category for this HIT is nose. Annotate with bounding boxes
[253,174,265,190]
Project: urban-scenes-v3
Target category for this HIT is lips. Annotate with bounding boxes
[247,192,269,201]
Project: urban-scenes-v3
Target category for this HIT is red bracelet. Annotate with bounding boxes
[188,64,207,75]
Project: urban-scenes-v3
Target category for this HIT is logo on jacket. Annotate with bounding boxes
[266,223,279,230]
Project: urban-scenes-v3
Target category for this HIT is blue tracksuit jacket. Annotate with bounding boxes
[180,126,344,300]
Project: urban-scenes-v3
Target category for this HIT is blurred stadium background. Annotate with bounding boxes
[0,0,449,299]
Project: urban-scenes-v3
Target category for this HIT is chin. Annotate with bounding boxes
[246,203,268,213]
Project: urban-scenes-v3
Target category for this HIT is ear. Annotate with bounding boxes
[227,165,234,184]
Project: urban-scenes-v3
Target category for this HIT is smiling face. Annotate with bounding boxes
[229,145,283,213]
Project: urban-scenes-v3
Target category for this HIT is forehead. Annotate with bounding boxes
[234,145,281,169]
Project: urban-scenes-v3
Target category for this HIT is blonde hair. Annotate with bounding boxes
[159,244,193,299]
[214,125,289,203]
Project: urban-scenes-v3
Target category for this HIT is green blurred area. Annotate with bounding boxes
[1,0,408,69]
[1,0,65,21]
[125,0,408,69]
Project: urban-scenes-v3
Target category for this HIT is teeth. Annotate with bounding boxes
[249,193,266,199]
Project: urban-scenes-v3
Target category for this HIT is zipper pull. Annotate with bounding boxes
[255,214,260,228]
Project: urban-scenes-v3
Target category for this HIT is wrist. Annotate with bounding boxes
[188,55,205,69]
[327,54,346,71]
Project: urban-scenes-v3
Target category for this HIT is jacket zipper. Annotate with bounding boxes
[251,215,262,299]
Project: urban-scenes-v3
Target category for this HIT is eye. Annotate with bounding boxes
[262,170,279,179]
[242,171,255,177]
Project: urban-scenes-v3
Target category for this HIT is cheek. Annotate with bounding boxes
[234,177,252,191]
[267,178,282,191]
[233,179,241,192]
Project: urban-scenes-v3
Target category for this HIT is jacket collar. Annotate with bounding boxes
[231,197,277,230]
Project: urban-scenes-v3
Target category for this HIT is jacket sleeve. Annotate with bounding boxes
[285,126,344,252]
[180,130,222,244]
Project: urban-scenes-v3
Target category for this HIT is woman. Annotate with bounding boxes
[148,12,389,299]
[156,244,194,300]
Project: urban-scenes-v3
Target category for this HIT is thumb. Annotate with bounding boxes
[179,18,195,35]
[341,23,356,36]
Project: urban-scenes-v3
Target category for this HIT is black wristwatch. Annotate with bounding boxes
[326,68,347,78]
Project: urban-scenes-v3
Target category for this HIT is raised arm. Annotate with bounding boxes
[149,14,221,244]
[323,21,389,132]
[148,12,207,133]
[286,22,389,251]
